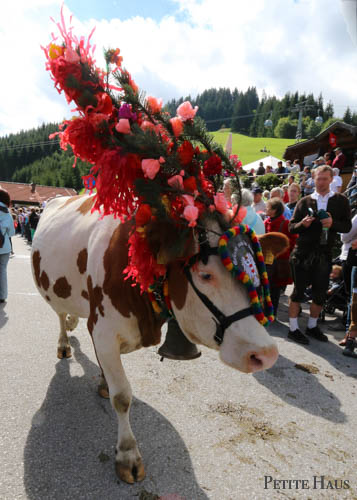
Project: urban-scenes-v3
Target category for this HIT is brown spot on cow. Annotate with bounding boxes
[45,295,51,302]
[59,195,83,209]
[53,277,72,298]
[102,223,164,347]
[168,262,188,310]
[81,290,89,300]
[40,271,50,291]
[77,196,95,215]
[87,275,104,335]
[77,248,88,274]
[32,250,41,288]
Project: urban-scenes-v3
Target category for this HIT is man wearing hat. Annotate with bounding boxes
[332,147,346,172]
[252,187,266,214]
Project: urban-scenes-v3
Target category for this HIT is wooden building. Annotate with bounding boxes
[283,121,357,188]
[0,181,77,206]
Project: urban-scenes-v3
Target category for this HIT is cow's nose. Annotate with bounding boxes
[245,345,279,373]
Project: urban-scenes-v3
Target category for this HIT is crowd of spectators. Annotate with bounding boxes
[223,151,357,359]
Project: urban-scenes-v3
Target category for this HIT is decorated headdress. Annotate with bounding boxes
[43,10,273,325]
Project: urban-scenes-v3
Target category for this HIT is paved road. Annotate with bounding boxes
[1,235,357,500]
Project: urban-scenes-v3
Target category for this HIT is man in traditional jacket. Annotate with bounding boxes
[287,165,352,345]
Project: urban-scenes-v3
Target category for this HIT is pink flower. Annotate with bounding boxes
[64,46,80,63]
[182,194,194,206]
[170,117,183,137]
[214,192,229,214]
[183,205,199,227]
[115,119,131,134]
[176,101,198,121]
[147,96,163,114]
[230,205,247,223]
[167,175,184,190]
[141,158,161,179]
[141,120,156,131]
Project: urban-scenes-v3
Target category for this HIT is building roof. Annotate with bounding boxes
[0,181,77,204]
[284,121,357,160]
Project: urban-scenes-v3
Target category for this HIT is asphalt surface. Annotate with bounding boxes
[1,235,357,500]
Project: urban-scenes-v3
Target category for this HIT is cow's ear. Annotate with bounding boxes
[145,219,196,265]
[258,232,289,262]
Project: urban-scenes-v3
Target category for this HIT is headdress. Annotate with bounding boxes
[43,9,243,293]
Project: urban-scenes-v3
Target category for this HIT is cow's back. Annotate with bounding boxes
[31,195,119,317]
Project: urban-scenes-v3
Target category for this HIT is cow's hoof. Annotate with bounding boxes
[115,458,146,483]
[57,346,72,359]
[98,380,109,399]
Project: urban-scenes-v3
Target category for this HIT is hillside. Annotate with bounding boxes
[212,130,294,165]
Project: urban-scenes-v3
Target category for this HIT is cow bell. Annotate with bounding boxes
[158,318,201,361]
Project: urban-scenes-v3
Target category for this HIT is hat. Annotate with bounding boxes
[334,147,341,152]
[252,187,263,194]
[317,156,324,161]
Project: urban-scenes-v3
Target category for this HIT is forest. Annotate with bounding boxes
[1,89,356,189]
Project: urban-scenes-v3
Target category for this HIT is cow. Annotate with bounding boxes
[31,194,288,484]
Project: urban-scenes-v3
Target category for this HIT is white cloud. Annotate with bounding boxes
[1,0,357,136]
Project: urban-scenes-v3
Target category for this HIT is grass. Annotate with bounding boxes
[211,129,294,166]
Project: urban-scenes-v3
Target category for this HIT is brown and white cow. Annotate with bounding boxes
[31,194,287,483]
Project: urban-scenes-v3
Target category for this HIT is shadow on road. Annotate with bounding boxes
[23,336,207,500]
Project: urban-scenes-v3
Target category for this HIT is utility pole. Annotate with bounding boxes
[291,100,316,143]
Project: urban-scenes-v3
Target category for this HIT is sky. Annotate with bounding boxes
[1,0,357,137]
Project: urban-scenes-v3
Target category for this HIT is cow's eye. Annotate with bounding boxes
[199,272,212,282]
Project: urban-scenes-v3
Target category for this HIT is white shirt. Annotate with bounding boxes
[310,190,335,211]
[340,214,357,260]
[330,175,342,193]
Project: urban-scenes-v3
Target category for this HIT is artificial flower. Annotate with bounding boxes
[115,119,131,134]
[141,120,156,131]
[136,204,152,226]
[65,46,80,63]
[183,205,199,227]
[48,43,64,59]
[96,92,113,115]
[167,175,184,190]
[176,101,198,121]
[170,117,183,137]
[203,154,223,176]
[118,103,137,121]
[142,158,161,179]
[183,176,197,192]
[146,96,163,114]
[214,193,229,214]
[178,141,195,165]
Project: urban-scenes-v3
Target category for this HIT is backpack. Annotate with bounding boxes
[0,206,9,248]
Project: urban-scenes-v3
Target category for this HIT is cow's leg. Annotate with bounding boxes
[93,330,145,483]
[66,314,79,332]
[57,312,72,359]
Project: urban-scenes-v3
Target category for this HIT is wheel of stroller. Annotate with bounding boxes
[325,305,335,315]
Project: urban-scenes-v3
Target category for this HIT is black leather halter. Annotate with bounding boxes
[183,231,253,346]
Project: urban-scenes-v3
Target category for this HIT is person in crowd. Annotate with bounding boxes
[287,165,352,344]
[330,213,357,340]
[285,160,292,172]
[238,189,265,234]
[247,168,255,180]
[342,242,357,358]
[330,167,343,194]
[265,165,274,174]
[301,169,315,196]
[327,265,343,296]
[345,166,357,206]
[252,186,266,214]
[313,157,325,169]
[275,161,287,177]
[290,159,301,173]
[264,198,297,318]
[323,152,332,166]
[0,189,15,304]
[263,190,270,202]
[287,182,301,211]
[223,178,234,207]
[29,208,40,241]
[332,147,346,172]
[256,162,266,176]
[270,187,292,219]
[287,175,295,186]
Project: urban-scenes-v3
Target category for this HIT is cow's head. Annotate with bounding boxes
[147,217,288,373]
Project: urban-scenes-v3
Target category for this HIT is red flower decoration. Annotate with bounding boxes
[183,176,197,192]
[178,141,195,165]
[203,154,222,176]
[136,204,152,226]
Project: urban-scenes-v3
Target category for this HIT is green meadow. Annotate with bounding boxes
[212,129,294,165]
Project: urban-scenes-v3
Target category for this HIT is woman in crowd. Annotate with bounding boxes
[236,188,265,235]
[0,189,15,303]
[264,198,297,318]
[287,182,301,212]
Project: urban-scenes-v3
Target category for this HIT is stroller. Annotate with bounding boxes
[320,281,348,324]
